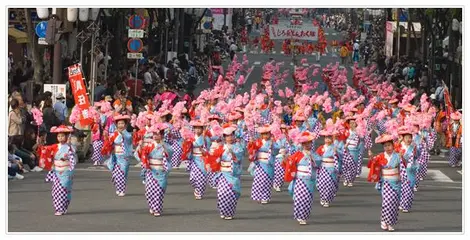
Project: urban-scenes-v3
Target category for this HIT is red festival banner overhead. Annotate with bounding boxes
[269,24,319,41]
[68,64,94,126]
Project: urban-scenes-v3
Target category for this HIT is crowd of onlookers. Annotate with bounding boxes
[8,90,46,180]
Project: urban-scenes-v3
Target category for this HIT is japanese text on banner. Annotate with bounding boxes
[68,64,93,126]
[269,25,319,41]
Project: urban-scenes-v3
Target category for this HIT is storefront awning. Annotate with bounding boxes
[8,27,28,44]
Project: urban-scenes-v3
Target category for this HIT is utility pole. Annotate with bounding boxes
[223,8,227,33]
[395,8,400,59]
[406,8,411,57]
[179,9,185,54]
[173,9,179,54]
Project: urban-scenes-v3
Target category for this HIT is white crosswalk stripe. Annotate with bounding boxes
[358,167,455,183]
[254,61,261,65]
[457,170,462,175]
[325,33,330,36]
[332,33,337,36]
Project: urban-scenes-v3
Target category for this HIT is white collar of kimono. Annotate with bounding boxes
[223,144,232,151]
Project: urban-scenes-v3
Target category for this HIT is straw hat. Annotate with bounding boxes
[50,125,74,134]
[189,120,205,127]
[257,125,272,134]
[375,133,394,144]
[113,114,131,122]
[298,131,315,143]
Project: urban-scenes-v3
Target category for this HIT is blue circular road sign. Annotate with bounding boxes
[35,21,48,38]
[127,38,144,53]
[128,15,144,29]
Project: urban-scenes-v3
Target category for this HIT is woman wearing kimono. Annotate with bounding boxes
[248,125,275,204]
[134,130,155,185]
[205,114,224,188]
[102,114,133,197]
[289,114,308,154]
[283,131,321,225]
[205,124,245,220]
[396,126,419,213]
[446,111,462,167]
[342,115,362,187]
[272,124,290,192]
[161,111,183,169]
[90,102,107,166]
[414,120,433,191]
[140,123,174,217]
[314,120,340,208]
[367,133,402,231]
[183,120,211,200]
[39,125,77,216]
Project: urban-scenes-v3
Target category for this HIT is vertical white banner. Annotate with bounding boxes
[385,21,394,57]
[43,84,67,105]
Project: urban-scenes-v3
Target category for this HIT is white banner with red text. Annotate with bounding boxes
[269,24,319,41]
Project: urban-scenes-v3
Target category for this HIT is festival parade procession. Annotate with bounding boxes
[6,6,464,233]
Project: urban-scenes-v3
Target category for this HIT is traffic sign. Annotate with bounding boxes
[128,29,144,38]
[38,38,48,45]
[127,52,143,59]
[127,39,144,53]
[128,15,145,29]
[35,21,48,38]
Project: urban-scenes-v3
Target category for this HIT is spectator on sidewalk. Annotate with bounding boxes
[8,99,24,147]
[340,44,349,65]
[8,144,25,180]
[53,93,68,124]
[43,98,61,145]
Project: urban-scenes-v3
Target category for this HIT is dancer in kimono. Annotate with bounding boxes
[272,124,289,192]
[39,125,77,216]
[206,114,223,188]
[205,124,245,220]
[134,130,155,185]
[248,125,275,204]
[446,111,462,167]
[342,115,362,187]
[314,120,339,207]
[102,114,133,197]
[283,131,321,225]
[140,123,174,217]
[367,133,401,232]
[396,126,419,213]
[161,111,183,168]
[289,114,308,154]
[184,120,210,200]
[90,102,106,166]
[414,120,432,191]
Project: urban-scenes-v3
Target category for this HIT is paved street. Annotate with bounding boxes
[8,17,462,233]
[8,151,462,232]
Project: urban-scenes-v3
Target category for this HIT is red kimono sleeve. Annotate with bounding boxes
[247,139,262,162]
[181,139,194,161]
[140,144,154,169]
[39,144,58,171]
[367,153,384,182]
[204,145,224,172]
[101,132,118,155]
[284,152,303,182]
